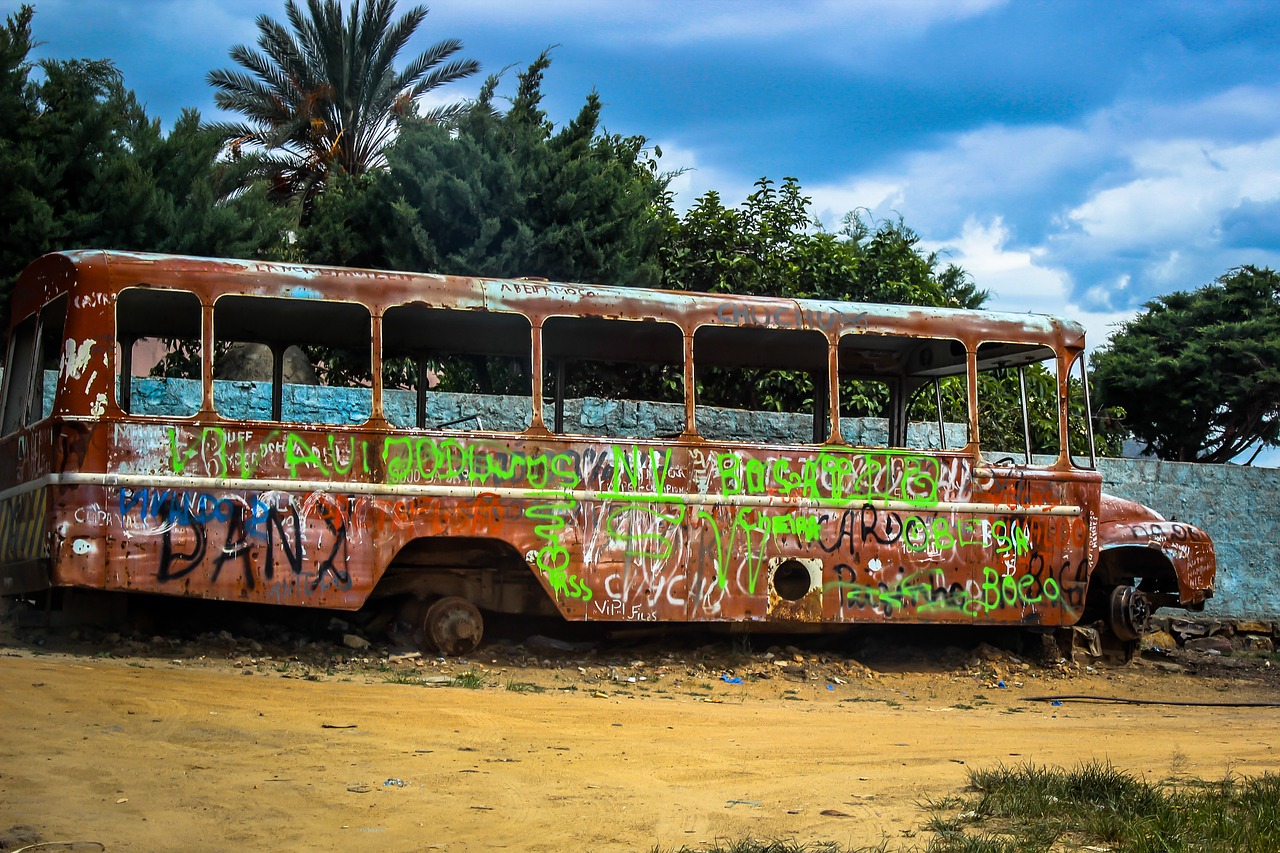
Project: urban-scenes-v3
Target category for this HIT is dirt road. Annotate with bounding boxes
[3,625,1280,853]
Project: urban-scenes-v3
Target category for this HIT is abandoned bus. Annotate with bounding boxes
[0,251,1214,654]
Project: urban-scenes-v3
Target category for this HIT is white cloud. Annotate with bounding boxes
[923,217,1135,352]
[793,81,1280,315]
[1060,136,1280,249]
[807,120,1104,236]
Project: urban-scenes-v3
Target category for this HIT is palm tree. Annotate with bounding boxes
[207,0,478,209]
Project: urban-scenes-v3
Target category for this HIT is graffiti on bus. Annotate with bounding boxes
[99,426,1085,617]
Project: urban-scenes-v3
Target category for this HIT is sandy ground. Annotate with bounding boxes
[3,608,1280,852]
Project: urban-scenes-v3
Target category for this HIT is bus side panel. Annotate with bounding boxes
[565,444,1095,628]
[91,421,1099,626]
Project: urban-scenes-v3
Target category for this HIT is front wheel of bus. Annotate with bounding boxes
[1108,585,1152,642]
[423,596,484,656]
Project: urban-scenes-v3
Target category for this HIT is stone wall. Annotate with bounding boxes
[1097,458,1279,620]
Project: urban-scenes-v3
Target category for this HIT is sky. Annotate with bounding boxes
[13,0,1280,351]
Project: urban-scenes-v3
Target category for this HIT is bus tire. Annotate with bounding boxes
[1108,585,1151,643]
[423,596,484,656]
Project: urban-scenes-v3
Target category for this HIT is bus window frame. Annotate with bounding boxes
[836,330,970,451]
[115,286,205,419]
[212,292,375,426]
[691,323,831,448]
[541,314,685,441]
[380,301,536,434]
[975,340,1065,466]
[1068,351,1097,470]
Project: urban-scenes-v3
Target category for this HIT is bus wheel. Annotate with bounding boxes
[423,596,484,656]
[1108,585,1152,642]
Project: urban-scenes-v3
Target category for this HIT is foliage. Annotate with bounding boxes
[207,0,478,214]
[1092,265,1280,463]
[0,5,290,328]
[660,177,986,308]
[295,171,395,268]
[380,50,670,286]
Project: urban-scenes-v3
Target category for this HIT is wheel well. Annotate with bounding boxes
[370,536,559,617]
[1091,547,1180,596]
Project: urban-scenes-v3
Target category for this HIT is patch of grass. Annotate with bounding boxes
[451,669,487,689]
[383,671,421,685]
[928,762,1280,853]
[505,679,545,693]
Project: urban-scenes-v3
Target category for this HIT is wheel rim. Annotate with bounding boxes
[423,596,483,656]
[1108,585,1151,642]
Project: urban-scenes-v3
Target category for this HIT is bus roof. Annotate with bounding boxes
[15,249,1088,352]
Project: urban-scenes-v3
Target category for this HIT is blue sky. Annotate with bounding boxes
[14,0,1280,350]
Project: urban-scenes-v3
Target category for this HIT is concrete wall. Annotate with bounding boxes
[1098,458,1279,620]
[119,378,1279,618]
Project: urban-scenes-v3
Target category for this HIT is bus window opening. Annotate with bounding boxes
[542,316,683,440]
[381,304,532,433]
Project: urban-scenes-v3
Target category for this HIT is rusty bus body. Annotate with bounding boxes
[0,251,1215,653]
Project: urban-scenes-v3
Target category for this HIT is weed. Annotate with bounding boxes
[505,679,545,693]
[451,669,487,689]
[383,671,421,685]
[921,794,966,811]
[1166,748,1190,780]
[730,634,754,664]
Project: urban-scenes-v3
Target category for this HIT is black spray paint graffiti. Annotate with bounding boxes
[118,487,348,594]
[820,505,1035,559]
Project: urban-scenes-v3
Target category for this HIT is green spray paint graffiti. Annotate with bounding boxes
[714,450,944,507]
[830,564,1061,618]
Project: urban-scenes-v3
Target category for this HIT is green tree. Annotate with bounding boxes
[207,0,478,213]
[0,5,290,326]
[378,51,670,285]
[295,170,394,268]
[660,177,986,308]
[1092,265,1280,463]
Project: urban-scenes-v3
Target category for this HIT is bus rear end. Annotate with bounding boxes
[0,256,75,597]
